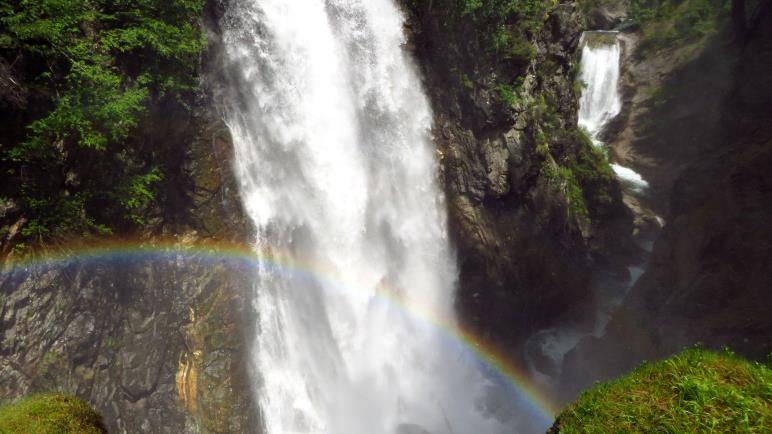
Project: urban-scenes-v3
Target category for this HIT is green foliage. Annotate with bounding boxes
[541,127,615,224]
[647,86,670,109]
[630,0,730,54]
[543,161,590,222]
[116,167,163,225]
[494,83,520,107]
[0,0,205,241]
[458,0,547,68]
[0,394,106,434]
[459,0,552,30]
[19,193,111,240]
[569,130,615,203]
[552,348,772,433]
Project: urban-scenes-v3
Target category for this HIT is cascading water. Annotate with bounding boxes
[578,32,622,143]
[578,31,649,193]
[217,1,534,433]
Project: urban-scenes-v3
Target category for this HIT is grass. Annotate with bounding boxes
[551,348,772,433]
[0,394,106,434]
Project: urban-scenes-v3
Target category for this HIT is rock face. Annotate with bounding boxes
[401,3,634,353]
[0,111,256,433]
[0,247,253,433]
[560,8,772,401]
[584,1,630,30]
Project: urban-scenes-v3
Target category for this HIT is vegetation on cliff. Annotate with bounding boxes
[0,0,205,246]
[631,0,729,53]
[551,349,772,433]
[540,128,615,225]
[402,0,554,113]
[0,394,106,433]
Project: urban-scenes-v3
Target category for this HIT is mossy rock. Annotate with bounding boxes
[550,349,772,433]
[0,394,106,434]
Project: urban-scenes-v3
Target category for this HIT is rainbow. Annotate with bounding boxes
[1,238,559,424]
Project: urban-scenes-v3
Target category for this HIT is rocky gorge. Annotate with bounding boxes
[560,0,772,401]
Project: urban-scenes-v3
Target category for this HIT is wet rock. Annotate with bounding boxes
[0,249,254,434]
[402,2,634,351]
[587,7,629,31]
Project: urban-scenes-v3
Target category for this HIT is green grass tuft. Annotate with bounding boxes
[551,348,772,433]
[0,394,106,434]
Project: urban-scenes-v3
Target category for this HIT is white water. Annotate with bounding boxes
[578,32,649,194]
[218,1,527,433]
[578,33,622,143]
[611,163,649,193]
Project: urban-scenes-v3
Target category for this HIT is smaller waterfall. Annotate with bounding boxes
[578,32,622,144]
[578,31,648,195]
[611,163,649,193]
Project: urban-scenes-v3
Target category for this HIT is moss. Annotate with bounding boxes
[0,394,106,434]
[551,349,772,434]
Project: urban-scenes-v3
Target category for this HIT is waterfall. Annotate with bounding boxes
[578,31,649,193]
[578,32,622,143]
[217,1,518,433]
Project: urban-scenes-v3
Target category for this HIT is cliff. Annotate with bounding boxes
[400,1,634,358]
